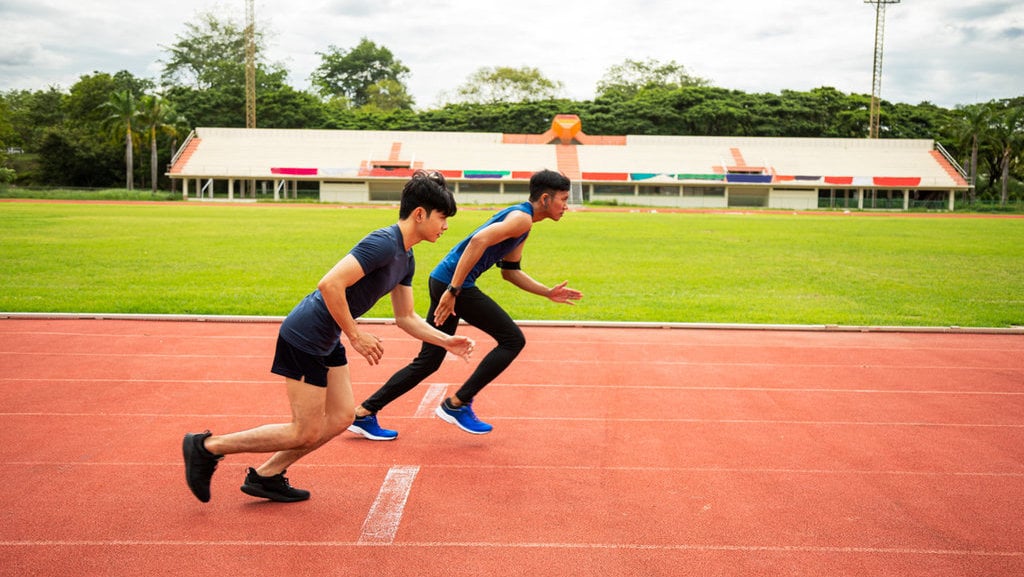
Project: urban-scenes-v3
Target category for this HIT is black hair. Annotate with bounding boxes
[528,169,571,201]
[400,170,457,219]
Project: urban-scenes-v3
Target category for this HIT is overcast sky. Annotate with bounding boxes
[2,0,1022,110]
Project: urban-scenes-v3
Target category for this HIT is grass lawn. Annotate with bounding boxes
[1,201,1022,328]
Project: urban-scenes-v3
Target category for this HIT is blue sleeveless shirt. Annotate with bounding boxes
[430,202,532,287]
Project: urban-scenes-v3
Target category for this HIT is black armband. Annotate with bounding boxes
[496,260,521,270]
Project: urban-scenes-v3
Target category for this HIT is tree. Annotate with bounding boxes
[137,94,180,192]
[362,79,415,112]
[596,58,709,101]
[66,71,152,126]
[165,67,323,129]
[885,101,949,140]
[100,90,138,190]
[1,88,65,152]
[160,11,256,91]
[945,103,993,203]
[988,103,1024,206]
[446,66,564,105]
[37,127,122,187]
[310,38,412,109]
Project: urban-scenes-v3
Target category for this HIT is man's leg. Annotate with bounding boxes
[237,367,353,502]
[449,287,525,404]
[434,287,525,434]
[256,364,355,475]
[204,377,330,457]
[352,278,455,428]
[183,377,330,502]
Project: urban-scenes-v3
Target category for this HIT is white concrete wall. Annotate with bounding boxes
[769,189,819,210]
[321,181,369,203]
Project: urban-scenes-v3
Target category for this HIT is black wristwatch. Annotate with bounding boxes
[446,283,461,297]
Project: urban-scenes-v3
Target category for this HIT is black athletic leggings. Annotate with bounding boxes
[361,277,526,412]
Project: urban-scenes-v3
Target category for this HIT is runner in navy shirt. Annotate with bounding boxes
[182,171,474,503]
[350,169,583,439]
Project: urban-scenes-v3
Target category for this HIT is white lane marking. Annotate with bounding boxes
[414,383,449,417]
[1,540,1021,557]
[358,465,420,544]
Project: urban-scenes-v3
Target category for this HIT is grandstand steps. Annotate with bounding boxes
[168,138,201,174]
[555,144,581,180]
[929,150,968,186]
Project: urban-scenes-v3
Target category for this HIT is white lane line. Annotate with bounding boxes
[4,411,1022,428]
[8,462,1024,478]
[358,465,420,545]
[414,383,449,417]
[10,377,1023,397]
[0,540,1020,557]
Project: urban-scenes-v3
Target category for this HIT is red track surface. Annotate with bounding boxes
[1,318,1022,576]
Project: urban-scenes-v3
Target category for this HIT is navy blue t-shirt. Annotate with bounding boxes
[279,224,414,355]
[431,202,531,287]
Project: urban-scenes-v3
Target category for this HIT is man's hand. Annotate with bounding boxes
[548,281,583,305]
[444,335,475,362]
[350,331,383,365]
[433,291,456,326]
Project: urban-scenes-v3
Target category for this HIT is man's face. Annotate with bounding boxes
[546,190,570,221]
[421,209,449,242]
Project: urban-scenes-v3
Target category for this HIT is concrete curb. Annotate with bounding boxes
[2,312,1021,335]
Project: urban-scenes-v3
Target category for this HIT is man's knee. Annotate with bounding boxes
[324,407,355,439]
[503,328,526,353]
[411,348,447,374]
[292,423,323,449]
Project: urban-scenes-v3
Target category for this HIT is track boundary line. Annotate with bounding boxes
[1,540,1020,557]
[3,312,1022,334]
[4,411,1023,427]
[9,461,1024,477]
[6,377,1024,395]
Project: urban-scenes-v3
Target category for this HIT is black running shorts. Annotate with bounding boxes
[270,335,347,387]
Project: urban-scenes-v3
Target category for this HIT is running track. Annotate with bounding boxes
[1,317,1022,576]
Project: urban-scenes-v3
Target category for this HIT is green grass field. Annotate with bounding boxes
[1,201,1022,327]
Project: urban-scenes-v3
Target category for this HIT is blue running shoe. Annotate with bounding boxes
[435,399,492,434]
[348,414,398,441]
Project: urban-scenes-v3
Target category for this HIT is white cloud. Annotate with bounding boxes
[1,0,1021,109]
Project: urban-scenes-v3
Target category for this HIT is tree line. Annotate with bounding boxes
[0,10,1021,205]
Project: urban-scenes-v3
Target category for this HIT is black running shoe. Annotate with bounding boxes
[182,431,222,503]
[240,468,310,502]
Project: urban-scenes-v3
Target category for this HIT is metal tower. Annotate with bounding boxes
[865,0,900,138]
[244,0,256,129]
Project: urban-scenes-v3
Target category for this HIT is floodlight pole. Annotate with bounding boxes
[865,0,900,138]
[244,0,256,129]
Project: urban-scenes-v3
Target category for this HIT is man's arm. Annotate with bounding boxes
[433,212,534,325]
[498,242,583,304]
[390,284,474,361]
[317,254,384,365]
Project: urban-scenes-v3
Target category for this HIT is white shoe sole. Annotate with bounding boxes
[346,424,397,441]
[434,406,492,435]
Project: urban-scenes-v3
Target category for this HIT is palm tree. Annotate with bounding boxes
[137,94,180,193]
[988,104,1024,206]
[947,104,992,205]
[101,90,138,190]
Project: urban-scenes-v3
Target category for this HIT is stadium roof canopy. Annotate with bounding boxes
[169,114,969,211]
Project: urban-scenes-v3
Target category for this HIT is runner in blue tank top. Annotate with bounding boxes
[351,169,583,439]
[182,171,474,503]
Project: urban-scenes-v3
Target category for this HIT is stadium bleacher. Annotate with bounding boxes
[169,116,968,210]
